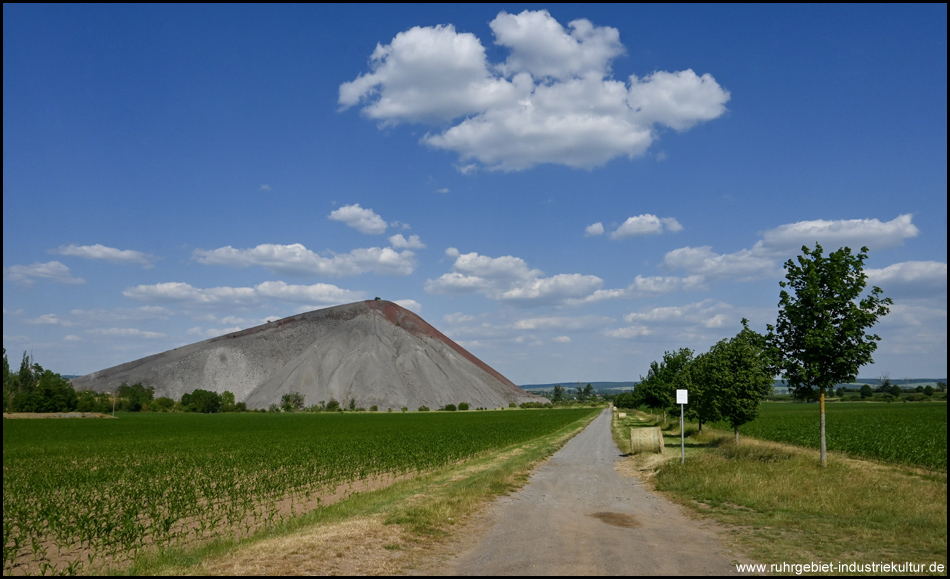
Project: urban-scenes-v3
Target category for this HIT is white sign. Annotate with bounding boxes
[676,389,688,404]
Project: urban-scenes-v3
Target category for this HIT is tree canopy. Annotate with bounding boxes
[767,243,891,466]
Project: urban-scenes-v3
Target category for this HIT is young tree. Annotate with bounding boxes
[635,348,692,421]
[551,385,565,403]
[767,243,892,467]
[715,321,773,443]
[683,351,722,433]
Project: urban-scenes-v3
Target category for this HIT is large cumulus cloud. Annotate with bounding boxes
[340,10,729,171]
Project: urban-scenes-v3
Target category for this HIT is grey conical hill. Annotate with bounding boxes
[71,300,542,409]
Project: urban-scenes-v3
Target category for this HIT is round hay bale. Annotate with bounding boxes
[618,412,627,419]
[630,426,665,454]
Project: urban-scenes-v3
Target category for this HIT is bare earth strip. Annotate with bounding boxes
[429,408,743,576]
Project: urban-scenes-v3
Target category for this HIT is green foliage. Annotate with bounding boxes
[551,384,565,403]
[443,404,457,411]
[634,348,693,414]
[715,320,773,438]
[418,405,430,412]
[117,382,154,412]
[182,389,223,413]
[766,243,891,465]
[2,350,81,413]
[326,398,341,412]
[860,384,874,399]
[458,402,469,411]
[280,392,305,413]
[767,244,892,397]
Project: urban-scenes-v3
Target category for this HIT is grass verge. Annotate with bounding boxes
[121,408,601,575]
[611,410,948,573]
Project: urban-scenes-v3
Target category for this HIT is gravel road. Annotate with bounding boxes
[436,408,742,576]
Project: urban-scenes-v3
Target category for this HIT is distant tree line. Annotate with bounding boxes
[2,349,252,414]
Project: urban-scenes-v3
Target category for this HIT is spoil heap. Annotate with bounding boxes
[71,300,542,410]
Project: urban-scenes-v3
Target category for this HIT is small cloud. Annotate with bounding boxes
[389,234,426,249]
[4,261,85,285]
[585,222,605,237]
[259,184,272,192]
[436,188,450,194]
[655,151,668,162]
[53,244,156,267]
[609,214,682,240]
[26,314,72,326]
[328,203,388,235]
[553,336,571,343]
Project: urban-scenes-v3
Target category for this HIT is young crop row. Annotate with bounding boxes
[717,402,946,471]
[3,408,598,575]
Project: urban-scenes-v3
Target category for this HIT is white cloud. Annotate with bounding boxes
[553,336,571,343]
[661,215,923,285]
[88,328,166,339]
[609,214,682,240]
[605,325,651,339]
[25,314,72,326]
[328,203,389,234]
[340,10,729,171]
[389,234,426,249]
[498,273,603,305]
[756,214,919,256]
[867,261,947,301]
[585,222,605,237]
[425,249,604,306]
[123,281,364,307]
[4,261,85,285]
[609,300,740,341]
[53,244,156,267]
[514,315,613,331]
[192,243,417,277]
[662,246,777,280]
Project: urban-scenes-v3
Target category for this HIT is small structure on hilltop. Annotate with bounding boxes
[71,300,542,410]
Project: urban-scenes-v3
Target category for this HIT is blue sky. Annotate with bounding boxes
[3,4,947,384]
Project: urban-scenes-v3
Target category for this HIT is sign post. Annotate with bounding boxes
[676,389,688,464]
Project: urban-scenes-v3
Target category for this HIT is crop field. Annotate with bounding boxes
[2,408,598,575]
[716,402,946,471]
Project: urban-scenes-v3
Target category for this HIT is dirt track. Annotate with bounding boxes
[432,408,742,575]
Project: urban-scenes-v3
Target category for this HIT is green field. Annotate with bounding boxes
[712,401,947,470]
[2,409,598,575]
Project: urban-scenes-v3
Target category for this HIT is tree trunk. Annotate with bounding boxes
[734,426,739,444]
[698,420,703,434]
[819,386,827,467]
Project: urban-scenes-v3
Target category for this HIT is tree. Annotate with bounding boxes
[715,321,773,443]
[551,385,564,403]
[684,351,723,433]
[280,392,305,412]
[767,244,892,467]
[221,391,236,412]
[859,384,874,399]
[635,348,692,420]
